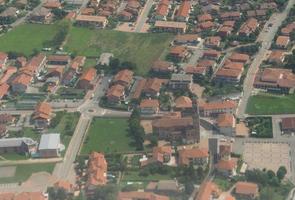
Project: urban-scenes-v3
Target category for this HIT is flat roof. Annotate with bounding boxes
[38,133,60,150]
[155,21,187,29]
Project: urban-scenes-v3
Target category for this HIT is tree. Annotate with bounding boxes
[51,8,67,20]
[90,185,118,200]
[47,187,68,200]
[276,166,287,181]
[129,109,145,150]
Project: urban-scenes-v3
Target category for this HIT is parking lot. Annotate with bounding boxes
[243,141,291,177]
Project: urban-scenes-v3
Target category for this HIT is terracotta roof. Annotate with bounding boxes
[179,147,208,165]
[268,50,285,62]
[205,36,221,47]
[258,68,295,89]
[223,20,235,27]
[140,99,160,108]
[152,145,172,163]
[223,61,244,70]
[76,14,107,23]
[0,52,8,66]
[11,73,32,86]
[54,180,74,192]
[132,79,146,99]
[24,54,46,74]
[215,68,243,78]
[215,159,237,170]
[217,113,235,127]
[33,101,52,120]
[87,152,107,187]
[118,191,169,200]
[80,7,95,15]
[229,53,249,63]
[170,46,187,55]
[174,34,199,42]
[276,35,290,47]
[0,83,9,99]
[156,0,169,16]
[200,100,237,111]
[282,117,295,130]
[197,59,215,68]
[176,0,190,18]
[80,68,96,82]
[0,66,17,85]
[144,78,163,93]
[220,11,241,19]
[154,20,187,29]
[43,0,61,8]
[239,18,259,35]
[199,21,215,30]
[151,60,173,72]
[235,181,258,196]
[107,84,125,98]
[203,49,221,58]
[185,66,207,75]
[195,181,221,200]
[197,13,212,22]
[174,96,192,109]
[152,117,193,128]
[113,69,134,86]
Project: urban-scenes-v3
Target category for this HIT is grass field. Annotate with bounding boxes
[0,24,60,56]
[246,93,295,115]
[0,163,55,184]
[81,118,136,154]
[65,27,173,75]
[122,170,173,182]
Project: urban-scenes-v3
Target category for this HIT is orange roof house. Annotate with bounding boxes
[77,68,97,90]
[200,100,237,117]
[54,180,74,193]
[0,83,10,100]
[215,158,237,176]
[140,99,160,114]
[107,84,125,103]
[268,50,285,64]
[238,18,259,36]
[10,73,33,93]
[0,66,17,85]
[113,69,134,88]
[178,147,209,166]
[143,78,163,97]
[276,36,290,49]
[141,145,173,167]
[235,181,259,199]
[86,152,107,196]
[43,0,61,9]
[195,181,221,200]
[229,53,250,63]
[197,13,212,22]
[118,191,169,200]
[174,96,192,110]
[33,101,52,121]
[175,0,190,22]
[217,113,236,136]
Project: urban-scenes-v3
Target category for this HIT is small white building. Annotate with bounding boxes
[38,133,63,158]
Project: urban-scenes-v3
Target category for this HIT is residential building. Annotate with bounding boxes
[218,25,233,37]
[215,158,237,176]
[0,137,37,154]
[174,34,200,46]
[197,13,212,22]
[155,0,170,20]
[141,145,172,167]
[216,113,236,136]
[140,99,160,114]
[151,60,174,73]
[214,67,243,83]
[132,78,146,100]
[204,36,221,49]
[29,7,52,23]
[199,100,237,117]
[0,83,9,100]
[106,84,125,103]
[276,35,290,49]
[238,18,259,36]
[33,101,52,129]
[174,96,192,112]
[203,49,221,60]
[118,192,169,200]
[125,0,142,16]
[38,133,61,158]
[220,11,241,21]
[175,0,190,22]
[168,73,192,90]
[75,15,108,28]
[143,78,163,97]
[281,117,295,134]
[86,152,107,197]
[113,69,134,88]
[77,68,97,90]
[195,181,221,200]
[43,0,62,9]
[178,147,209,167]
[0,66,17,85]
[154,21,187,33]
[47,55,70,65]
[268,50,285,64]
[229,53,249,63]
[169,46,190,62]
[148,180,180,195]
[235,182,259,199]
[10,73,32,93]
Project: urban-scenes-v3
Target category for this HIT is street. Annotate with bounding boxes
[134,0,154,32]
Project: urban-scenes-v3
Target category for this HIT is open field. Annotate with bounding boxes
[0,24,59,56]
[81,118,136,154]
[246,93,295,115]
[65,27,173,75]
[0,163,55,184]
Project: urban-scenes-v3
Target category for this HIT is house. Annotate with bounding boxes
[0,192,47,200]
[125,0,141,16]
[75,15,108,28]
[214,68,243,83]
[151,60,174,73]
[106,84,125,103]
[154,21,187,33]
[0,83,10,100]
[43,0,62,9]
[169,46,190,62]
[178,147,209,167]
[113,69,134,88]
[174,34,200,46]
[0,52,8,68]
[117,192,169,200]
[38,133,61,158]
[132,79,146,100]
[238,18,259,36]
[169,73,192,90]
[185,65,209,76]
[198,21,215,31]
[0,114,15,124]
[0,137,37,154]
[77,68,97,90]
[218,25,233,37]
[254,68,295,93]
[71,56,86,73]
[86,152,107,197]
[152,180,180,195]
[276,35,290,49]
[152,116,199,144]
[141,145,172,167]
[62,69,76,86]
[155,0,170,20]
[174,96,192,112]
[0,66,17,85]
[143,78,163,97]
[281,22,295,36]
[281,117,295,134]
[118,10,133,21]
[235,182,259,199]
[175,0,190,22]
[199,100,237,117]
[16,56,27,67]
[29,7,52,23]
[229,53,250,63]
[247,9,267,19]
[33,101,52,129]
[54,180,75,194]
[216,113,236,136]
[220,11,241,21]
[23,53,47,76]
[205,36,221,48]
[80,8,95,15]
[140,99,160,114]
[197,13,212,22]
[47,55,70,65]
[268,50,285,64]
[0,7,17,21]
[215,158,237,176]
[203,49,221,60]
[195,181,221,200]
[10,73,32,93]
[201,4,220,14]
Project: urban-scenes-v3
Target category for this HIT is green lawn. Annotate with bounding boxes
[122,170,173,182]
[213,176,235,191]
[81,118,136,154]
[0,24,60,56]
[0,163,55,184]
[246,117,273,138]
[246,93,295,115]
[65,27,173,75]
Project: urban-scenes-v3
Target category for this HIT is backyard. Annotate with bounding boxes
[246,117,273,138]
[81,118,137,155]
[246,93,295,115]
[64,27,173,75]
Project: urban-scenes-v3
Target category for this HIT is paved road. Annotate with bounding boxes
[134,0,154,32]
[237,0,295,118]
[187,40,204,66]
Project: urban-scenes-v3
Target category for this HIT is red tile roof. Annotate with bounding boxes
[179,147,208,165]
[217,113,235,127]
[33,101,52,120]
[87,152,107,187]
[200,100,237,111]
[80,68,96,82]
[215,159,237,170]
[176,0,190,18]
[195,181,221,200]
[140,99,160,108]
[175,96,192,109]
[235,181,259,196]
[0,83,9,99]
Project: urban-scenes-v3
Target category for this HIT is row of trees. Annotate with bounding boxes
[128,109,145,150]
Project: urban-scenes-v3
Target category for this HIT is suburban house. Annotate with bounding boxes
[205,36,221,49]
[0,83,10,100]
[214,67,243,83]
[238,18,259,36]
[43,0,62,9]
[106,84,125,104]
[218,25,233,37]
[38,133,62,158]
[143,78,163,97]
[140,145,172,167]
[86,152,107,197]
[152,116,199,144]
[281,117,295,134]
[154,0,170,20]
[0,192,47,200]
[75,15,108,28]
[175,0,190,22]
[178,147,209,167]
[235,182,259,199]
[267,50,286,64]
[202,49,221,60]
[151,60,174,74]
[229,53,250,63]
[0,137,37,154]
[197,13,213,23]
[220,11,241,21]
[54,180,75,194]
[276,35,290,49]
[77,68,97,90]
[139,99,160,114]
[113,69,134,88]
[33,101,52,129]
[215,158,237,176]
[29,7,52,23]
[22,53,47,76]
[168,73,192,90]
[117,192,169,200]
[254,68,295,93]
[216,113,236,136]
[154,21,187,33]
[132,79,147,100]
[195,181,222,200]
[199,100,237,117]
[169,46,190,62]
[0,52,8,68]
[47,55,70,65]
[0,66,17,85]
[174,34,200,46]
[10,73,33,93]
